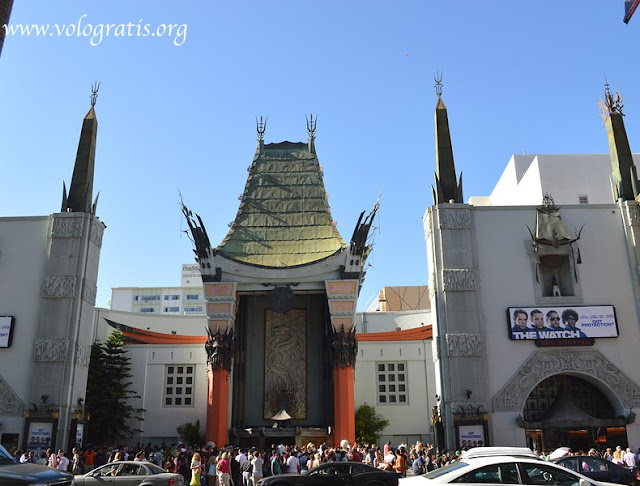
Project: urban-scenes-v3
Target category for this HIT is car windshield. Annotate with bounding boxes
[0,444,17,465]
[422,461,470,479]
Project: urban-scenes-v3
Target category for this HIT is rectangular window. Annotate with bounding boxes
[164,295,180,300]
[163,364,195,408]
[163,307,180,313]
[376,361,408,406]
[186,294,200,300]
[140,307,155,313]
[140,295,160,302]
[578,195,589,204]
[184,306,203,313]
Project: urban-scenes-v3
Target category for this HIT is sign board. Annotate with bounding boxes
[26,422,53,458]
[0,316,14,348]
[508,306,618,341]
[459,425,485,448]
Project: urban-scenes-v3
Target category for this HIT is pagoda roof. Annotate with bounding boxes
[216,141,347,267]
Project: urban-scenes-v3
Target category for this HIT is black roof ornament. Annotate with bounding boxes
[434,71,443,97]
[90,81,100,107]
[256,116,267,140]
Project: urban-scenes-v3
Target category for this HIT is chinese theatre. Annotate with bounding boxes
[181,117,377,448]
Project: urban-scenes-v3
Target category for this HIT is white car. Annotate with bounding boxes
[401,447,619,486]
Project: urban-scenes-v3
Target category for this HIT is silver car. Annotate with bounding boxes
[75,460,184,486]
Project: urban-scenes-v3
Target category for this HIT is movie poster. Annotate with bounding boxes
[507,306,618,340]
[26,422,53,458]
[459,425,485,449]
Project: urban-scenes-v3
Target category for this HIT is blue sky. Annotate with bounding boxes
[1,1,638,310]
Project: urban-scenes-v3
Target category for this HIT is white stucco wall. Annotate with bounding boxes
[0,216,51,442]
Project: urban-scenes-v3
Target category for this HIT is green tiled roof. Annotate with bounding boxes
[217,141,346,267]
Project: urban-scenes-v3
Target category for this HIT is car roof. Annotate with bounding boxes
[462,447,537,459]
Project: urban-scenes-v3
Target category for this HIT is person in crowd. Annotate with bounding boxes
[251,450,264,486]
[217,451,231,486]
[241,452,253,486]
[207,451,218,486]
[36,451,48,466]
[190,451,203,486]
[285,450,300,474]
[57,450,70,471]
[83,446,96,473]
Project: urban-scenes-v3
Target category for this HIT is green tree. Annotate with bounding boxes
[86,329,144,443]
[355,403,389,445]
[177,419,206,446]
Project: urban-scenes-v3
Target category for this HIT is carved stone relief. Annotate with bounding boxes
[493,350,640,411]
[438,208,471,230]
[429,269,437,299]
[446,333,482,357]
[82,279,97,305]
[626,204,640,226]
[0,376,24,416]
[42,276,76,298]
[442,269,476,291]
[424,209,433,238]
[264,309,306,420]
[52,217,83,238]
[75,343,91,366]
[432,336,440,362]
[90,219,104,248]
[35,339,69,362]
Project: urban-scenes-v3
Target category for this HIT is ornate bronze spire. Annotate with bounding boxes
[431,74,463,204]
[600,81,637,201]
[62,85,100,214]
[306,114,317,152]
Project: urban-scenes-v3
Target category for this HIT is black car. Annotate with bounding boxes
[259,461,400,486]
[0,444,74,486]
[554,455,639,485]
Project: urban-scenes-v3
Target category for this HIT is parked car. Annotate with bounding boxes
[258,461,401,486]
[0,443,74,485]
[74,460,184,486]
[400,447,615,486]
[553,455,639,485]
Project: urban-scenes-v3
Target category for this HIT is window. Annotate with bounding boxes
[376,362,408,405]
[140,307,155,313]
[164,295,180,300]
[164,364,195,408]
[184,306,203,313]
[186,294,200,301]
[453,463,519,484]
[140,295,160,302]
[163,306,180,313]
[578,195,589,204]
[520,463,580,486]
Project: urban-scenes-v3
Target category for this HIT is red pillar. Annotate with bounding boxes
[206,366,230,447]
[333,364,355,445]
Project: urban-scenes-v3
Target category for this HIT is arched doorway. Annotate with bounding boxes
[522,375,628,453]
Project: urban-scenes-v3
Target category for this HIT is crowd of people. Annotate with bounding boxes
[9,440,640,485]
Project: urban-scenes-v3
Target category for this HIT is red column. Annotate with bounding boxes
[206,366,230,447]
[333,364,355,445]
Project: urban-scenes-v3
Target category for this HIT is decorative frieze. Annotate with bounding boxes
[35,339,69,362]
[432,336,440,362]
[82,279,97,305]
[626,204,640,226]
[52,218,83,238]
[424,209,433,239]
[446,333,482,357]
[90,219,104,248]
[493,350,640,411]
[42,276,76,298]
[442,269,476,291]
[438,208,471,230]
[0,377,24,416]
[75,343,92,366]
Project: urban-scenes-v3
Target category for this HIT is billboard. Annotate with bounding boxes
[459,425,485,449]
[0,316,14,348]
[507,306,618,340]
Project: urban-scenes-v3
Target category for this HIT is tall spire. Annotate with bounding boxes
[0,0,14,57]
[62,83,99,214]
[431,73,463,204]
[600,80,638,201]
